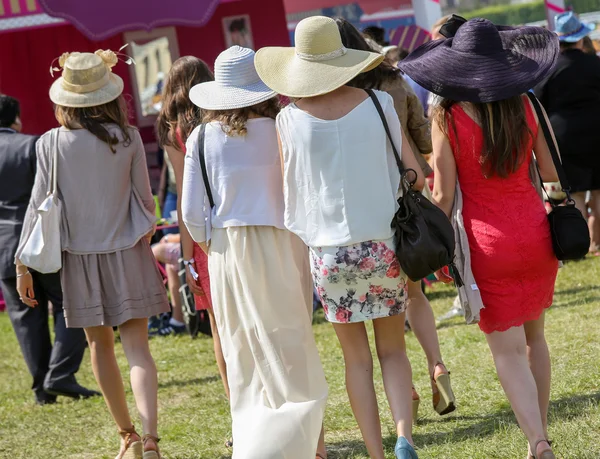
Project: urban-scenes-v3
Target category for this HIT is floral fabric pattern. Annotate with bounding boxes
[310,237,408,323]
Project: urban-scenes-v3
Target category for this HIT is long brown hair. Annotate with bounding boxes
[434,95,533,178]
[156,56,214,149]
[55,96,132,153]
[335,17,401,90]
[203,98,280,137]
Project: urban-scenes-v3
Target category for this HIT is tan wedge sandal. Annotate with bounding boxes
[528,440,555,459]
[142,435,162,459]
[412,386,420,421]
[432,363,456,416]
[115,426,143,459]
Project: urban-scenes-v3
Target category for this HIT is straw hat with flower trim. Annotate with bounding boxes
[254,16,384,98]
[49,50,125,108]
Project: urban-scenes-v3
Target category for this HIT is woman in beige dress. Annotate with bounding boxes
[16,51,169,459]
[182,46,328,459]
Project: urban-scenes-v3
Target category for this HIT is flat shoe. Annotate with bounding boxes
[395,437,418,459]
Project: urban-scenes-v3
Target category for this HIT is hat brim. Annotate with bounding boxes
[399,26,559,103]
[189,80,277,111]
[558,21,596,42]
[254,47,384,98]
[49,73,124,108]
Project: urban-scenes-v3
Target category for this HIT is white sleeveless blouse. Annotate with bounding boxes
[276,90,402,248]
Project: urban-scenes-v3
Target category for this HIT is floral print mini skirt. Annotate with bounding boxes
[310,236,408,324]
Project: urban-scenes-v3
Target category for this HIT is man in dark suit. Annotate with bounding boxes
[0,94,99,404]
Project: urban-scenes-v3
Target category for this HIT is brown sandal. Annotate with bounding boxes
[432,363,456,416]
[142,434,161,459]
[116,426,143,459]
[528,440,554,459]
[412,386,420,421]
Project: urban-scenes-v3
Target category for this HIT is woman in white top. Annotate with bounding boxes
[181,46,328,459]
[256,16,425,459]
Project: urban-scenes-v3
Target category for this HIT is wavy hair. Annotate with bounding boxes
[156,56,214,149]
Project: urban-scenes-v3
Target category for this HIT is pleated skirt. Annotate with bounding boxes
[209,226,328,459]
[61,238,170,328]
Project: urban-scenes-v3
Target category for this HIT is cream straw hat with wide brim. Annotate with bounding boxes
[50,51,124,108]
[255,16,384,98]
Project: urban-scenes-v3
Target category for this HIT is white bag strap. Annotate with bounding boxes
[48,128,59,196]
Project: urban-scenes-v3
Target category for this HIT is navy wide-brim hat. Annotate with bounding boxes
[399,18,560,104]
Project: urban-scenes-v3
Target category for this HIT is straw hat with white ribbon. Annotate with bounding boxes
[255,16,384,98]
[49,50,124,108]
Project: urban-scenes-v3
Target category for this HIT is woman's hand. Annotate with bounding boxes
[16,271,38,307]
[434,266,454,284]
[145,223,157,242]
[185,263,204,296]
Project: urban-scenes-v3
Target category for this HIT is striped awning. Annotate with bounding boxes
[389,24,429,51]
[0,0,65,33]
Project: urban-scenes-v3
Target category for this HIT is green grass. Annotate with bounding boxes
[1,259,599,459]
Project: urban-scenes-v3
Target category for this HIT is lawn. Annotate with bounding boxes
[0,258,599,459]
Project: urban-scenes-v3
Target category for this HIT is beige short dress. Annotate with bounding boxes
[61,238,169,328]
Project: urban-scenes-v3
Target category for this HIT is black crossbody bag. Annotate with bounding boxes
[526,93,590,260]
[366,90,459,283]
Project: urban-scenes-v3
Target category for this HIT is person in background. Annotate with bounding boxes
[336,17,456,420]
[257,16,426,459]
[401,18,559,459]
[16,51,169,458]
[535,12,600,255]
[155,55,231,434]
[182,45,328,459]
[404,15,450,116]
[151,232,185,335]
[363,25,388,46]
[382,45,401,66]
[0,94,99,405]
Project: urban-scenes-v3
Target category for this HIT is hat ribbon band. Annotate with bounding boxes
[61,71,111,94]
[557,23,586,38]
[296,46,347,62]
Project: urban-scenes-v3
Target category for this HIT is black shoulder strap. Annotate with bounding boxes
[526,92,571,196]
[366,89,404,174]
[196,124,214,209]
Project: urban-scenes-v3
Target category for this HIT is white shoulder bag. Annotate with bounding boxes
[20,129,63,273]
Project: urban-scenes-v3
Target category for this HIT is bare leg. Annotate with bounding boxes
[316,427,326,458]
[373,314,414,444]
[572,191,588,222]
[524,314,551,440]
[85,326,132,429]
[208,308,230,399]
[406,280,443,374]
[84,326,141,453]
[589,190,600,251]
[485,325,551,455]
[119,318,159,452]
[152,243,184,323]
[332,322,385,459]
[165,264,183,323]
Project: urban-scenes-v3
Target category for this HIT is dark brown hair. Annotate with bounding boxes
[156,56,214,150]
[203,98,280,137]
[55,96,132,153]
[434,95,533,178]
[335,17,401,90]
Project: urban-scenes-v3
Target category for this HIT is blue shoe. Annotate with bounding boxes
[395,437,418,459]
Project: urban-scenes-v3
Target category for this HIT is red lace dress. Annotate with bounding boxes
[447,101,558,333]
[176,129,213,311]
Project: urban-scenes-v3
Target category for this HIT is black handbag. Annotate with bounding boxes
[526,93,590,260]
[367,90,458,283]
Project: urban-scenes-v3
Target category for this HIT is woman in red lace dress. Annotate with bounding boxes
[400,18,560,459]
